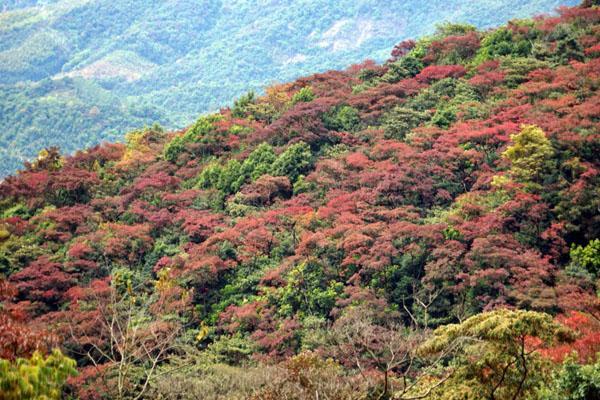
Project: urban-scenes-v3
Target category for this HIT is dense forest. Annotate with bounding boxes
[0,0,579,177]
[1,2,600,399]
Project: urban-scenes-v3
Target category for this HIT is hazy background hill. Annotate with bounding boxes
[0,0,578,176]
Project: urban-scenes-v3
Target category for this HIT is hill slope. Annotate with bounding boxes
[0,3,599,399]
[0,0,580,177]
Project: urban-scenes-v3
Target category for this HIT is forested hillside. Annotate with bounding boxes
[0,0,579,177]
[1,2,600,399]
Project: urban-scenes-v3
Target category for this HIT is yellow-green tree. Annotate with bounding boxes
[0,349,76,400]
[415,310,573,400]
[503,125,554,184]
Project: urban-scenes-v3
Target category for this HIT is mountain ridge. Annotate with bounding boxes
[0,0,580,177]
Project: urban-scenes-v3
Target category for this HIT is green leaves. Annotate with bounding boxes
[164,114,222,162]
[291,87,315,105]
[418,309,574,400]
[382,106,430,140]
[475,27,534,63]
[240,143,277,181]
[271,142,313,183]
[540,358,600,400]
[570,239,600,278]
[503,124,555,184]
[163,135,186,163]
[0,349,77,400]
[231,91,257,119]
[277,261,343,317]
[322,105,361,132]
[382,55,424,83]
[195,141,312,197]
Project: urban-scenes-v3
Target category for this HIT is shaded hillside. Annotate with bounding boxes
[0,3,599,399]
[0,0,580,177]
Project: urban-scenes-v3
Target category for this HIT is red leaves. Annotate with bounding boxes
[389,39,416,62]
[557,5,600,24]
[10,256,76,308]
[462,234,559,311]
[541,312,600,363]
[423,31,480,64]
[251,315,301,360]
[293,69,357,99]
[67,241,94,259]
[0,279,17,299]
[2,216,31,236]
[132,171,181,193]
[0,164,98,207]
[349,78,424,120]
[238,175,292,206]
[34,204,95,242]
[0,171,49,207]
[161,189,204,209]
[177,209,223,243]
[220,301,265,333]
[49,167,99,196]
[67,364,111,400]
[94,223,154,264]
[0,307,56,361]
[65,278,111,304]
[469,68,505,94]
[344,152,372,170]
[258,97,338,147]
[584,43,600,57]
[415,65,467,83]
[129,200,173,229]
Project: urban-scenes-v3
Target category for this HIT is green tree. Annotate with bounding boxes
[431,106,457,129]
[240,143,277,181]
[277,261,343,317]
[291,87,315,104]
[382,106,430,140]
[501,57,550,88]
[476,27,533,63]
[322,105,361,132]
[417,309,574,400]
[570,239,600,278]
[539,358,600,400]
[271,142,313,183]
[503,125,555,183]
[382,55,424,83]
[196,159,245,195]
[196,162,224,190]
[163,135,186,162]
[546,24,584,65]
[231,91,257,119]
[196,143,279,196]
[163,114,221,162]
[435,22,476,37]
[217,159,244,194]
[0,349,77,400]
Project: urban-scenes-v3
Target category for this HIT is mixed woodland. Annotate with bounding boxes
[1,2,600,399]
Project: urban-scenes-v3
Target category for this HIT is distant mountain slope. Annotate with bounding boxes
[0,0,579,177]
